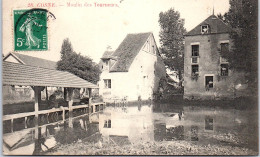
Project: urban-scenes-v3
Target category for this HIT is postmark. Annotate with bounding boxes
[13,8,55,51]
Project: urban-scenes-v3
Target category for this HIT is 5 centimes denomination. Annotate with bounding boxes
[14,9,48,51]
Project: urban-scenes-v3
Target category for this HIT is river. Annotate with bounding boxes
[3,102,258,155]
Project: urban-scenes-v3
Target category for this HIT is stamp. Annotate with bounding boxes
[13,9,54,51]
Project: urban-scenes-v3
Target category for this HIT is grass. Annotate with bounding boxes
[47,138,258,155]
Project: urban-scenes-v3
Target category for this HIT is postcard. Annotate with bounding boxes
[2,0,258,155]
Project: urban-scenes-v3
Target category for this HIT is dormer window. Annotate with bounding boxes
[201,25,209,34]
[104,60,108,66]
[103,60,109,70]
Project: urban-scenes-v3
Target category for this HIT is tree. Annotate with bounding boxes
[57,38,101,84]
[218,0,258,91]
[158,8,186,86]
[60,38,73,60]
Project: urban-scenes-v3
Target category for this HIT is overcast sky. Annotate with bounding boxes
[3,0,230,63]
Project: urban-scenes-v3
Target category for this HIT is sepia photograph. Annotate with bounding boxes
[1,0,258,155]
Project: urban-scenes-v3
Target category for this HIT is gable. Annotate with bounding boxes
[3,52,57,70]
[185,15,234,36]
[142,34,159,55]
[4,54,24,64]
[142,37,151,52]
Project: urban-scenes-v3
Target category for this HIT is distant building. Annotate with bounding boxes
[99,32,166,102]
[3,52,57,69]
[3,52,57,104]
[183,15,247,100]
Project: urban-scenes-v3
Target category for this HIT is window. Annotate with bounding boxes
[191,65,199,75]
[104,119,111,128]
[205,116,213,130]
[104,60,109,66]
[191,57,198,63]
[191,65,199,80]
[104,79,111,89]
[205,76,213,90]
[201,25,209,34]
[95,105,99,112]
[152,45,155,54]
[100,104,104,111]
[191,45,199,56]
[103,60,109,70]
[220,43,229,53]
[90,106,93,113]
[220,64,228,76]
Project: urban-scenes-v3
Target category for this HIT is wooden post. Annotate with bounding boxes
[34,86,39,140]
[88,88,92,114]
[61,106,65,123]
[68,88,74,128]
[25,117,27,129]
[33,127,42,155]
[31,86,45,140]
[11,119,13,133]
[64,88,68,101]
[45,86,48,101]
[88,88,92,104]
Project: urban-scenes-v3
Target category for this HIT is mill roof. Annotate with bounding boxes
[108,32,152,72]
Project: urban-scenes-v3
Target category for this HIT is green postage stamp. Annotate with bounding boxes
[14,9,48,51]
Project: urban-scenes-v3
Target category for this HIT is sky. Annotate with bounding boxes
[3,0,230,63]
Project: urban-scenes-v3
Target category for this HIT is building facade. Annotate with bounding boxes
[99,32,166,102]
[183,15,247,100]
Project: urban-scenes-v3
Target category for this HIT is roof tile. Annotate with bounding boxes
[3,61,98,88]
[9,52,57,70]
[109,32,152,72]
[185,15,234,36]
[101,51,114,59]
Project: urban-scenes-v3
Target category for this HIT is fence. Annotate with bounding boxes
[3,102,106,134]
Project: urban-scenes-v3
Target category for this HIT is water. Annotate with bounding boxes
[3,102,258,155]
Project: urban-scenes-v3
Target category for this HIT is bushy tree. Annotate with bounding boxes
[218,0,258,91]
[158,8,186,86]
[60,38,73,60]
[57,38,101,84]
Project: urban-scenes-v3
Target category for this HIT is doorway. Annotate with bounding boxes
[205,76,213,90]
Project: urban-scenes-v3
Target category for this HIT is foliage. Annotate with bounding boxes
[217,0,258,88]
[57,38,101,84]
[158,8,186,85]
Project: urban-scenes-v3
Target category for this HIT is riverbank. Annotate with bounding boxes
[46,137,258,155]
[155,95,258,109]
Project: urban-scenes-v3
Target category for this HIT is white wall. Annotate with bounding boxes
[99,34,166,102]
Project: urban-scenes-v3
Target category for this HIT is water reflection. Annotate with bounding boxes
[99,105,154,143]
[3,102,258,155]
